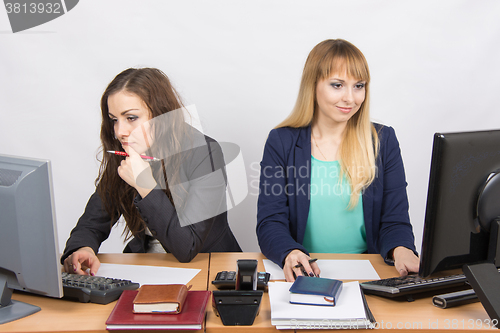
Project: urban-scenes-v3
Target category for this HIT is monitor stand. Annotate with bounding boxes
[463,220,500,328]
[0,275,41,325]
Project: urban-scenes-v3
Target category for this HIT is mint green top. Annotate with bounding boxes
[302,156,367,253]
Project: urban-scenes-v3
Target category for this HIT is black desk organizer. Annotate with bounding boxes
[212,259,263,326]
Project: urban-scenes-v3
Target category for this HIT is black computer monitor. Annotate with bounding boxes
[419,129,500,278]
[0,154,63,325]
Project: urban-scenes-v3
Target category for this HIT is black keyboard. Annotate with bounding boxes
[61,272,140,304]
[360,273,469,298]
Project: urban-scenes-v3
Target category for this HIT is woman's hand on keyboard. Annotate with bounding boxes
[393,246,420,276]
[63,247,101,276]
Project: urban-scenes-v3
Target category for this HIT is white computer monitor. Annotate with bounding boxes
[0,154,63,324]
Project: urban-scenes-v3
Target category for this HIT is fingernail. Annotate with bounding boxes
[73,265,76,272]
[309,272,315,277]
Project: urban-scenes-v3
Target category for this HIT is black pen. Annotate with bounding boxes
[294,258,318,269]
[294,258,319,277]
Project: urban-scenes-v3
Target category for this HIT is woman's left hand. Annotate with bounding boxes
[117,146,157,198]
[393,246,420,276]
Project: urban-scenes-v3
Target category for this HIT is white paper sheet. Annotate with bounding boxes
[96,263,201,286]
[268,281,371,329]
[263,259,379,280]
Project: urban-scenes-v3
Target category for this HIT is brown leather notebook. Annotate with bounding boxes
[132,284,188,314]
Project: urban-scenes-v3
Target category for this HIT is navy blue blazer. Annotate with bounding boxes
[256,123,417,267]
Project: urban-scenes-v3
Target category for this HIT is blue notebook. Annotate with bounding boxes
[289,276,343,306]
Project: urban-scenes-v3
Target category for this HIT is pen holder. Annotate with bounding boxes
[212,290,263,325]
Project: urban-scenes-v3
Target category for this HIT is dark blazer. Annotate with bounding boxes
[61,134,241,264]
[256,123,417,267]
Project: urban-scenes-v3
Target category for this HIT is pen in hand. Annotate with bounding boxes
[294,258,318,277]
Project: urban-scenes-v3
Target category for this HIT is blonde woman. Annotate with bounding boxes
[256,39,419,282]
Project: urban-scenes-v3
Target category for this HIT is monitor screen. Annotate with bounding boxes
[0,154,62,324]
[419,130,500,277]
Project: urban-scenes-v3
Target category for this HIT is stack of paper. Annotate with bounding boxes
[268,281,374,330]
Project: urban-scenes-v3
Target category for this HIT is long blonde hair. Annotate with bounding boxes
[277,39,379,208]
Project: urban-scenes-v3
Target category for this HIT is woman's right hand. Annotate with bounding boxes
[63,247,101,275]
[118,145,156,198]
[283,249,320,282]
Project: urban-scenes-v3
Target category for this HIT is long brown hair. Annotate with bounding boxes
[277,39,379,208]
[97,68,187,238]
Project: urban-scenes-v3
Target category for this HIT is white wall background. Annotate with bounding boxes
[1,0,500,255]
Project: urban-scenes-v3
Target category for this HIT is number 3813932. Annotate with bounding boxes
[5,2,62,14]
